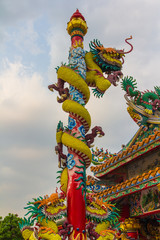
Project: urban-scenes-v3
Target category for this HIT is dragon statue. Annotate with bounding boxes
[91,147,116,165]
[121,76,160,129]
[20,9,132,240]
[19,191,67,240]
[19,189,122,240]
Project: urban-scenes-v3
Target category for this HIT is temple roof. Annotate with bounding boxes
[91,129,160,178]
[91,166,160,202]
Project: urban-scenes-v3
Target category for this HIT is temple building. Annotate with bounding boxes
[88,77,160,239]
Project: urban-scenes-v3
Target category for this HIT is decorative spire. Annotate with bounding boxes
[70,9,85,21]
[67,9,88,48]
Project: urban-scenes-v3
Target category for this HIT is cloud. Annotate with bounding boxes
[10,21,43,55]
[47,29,70,82]
[0,59,64,217]
[0,0,45,25]
[0,58,65,124]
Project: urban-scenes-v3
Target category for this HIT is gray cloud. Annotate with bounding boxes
[0,60,63,216]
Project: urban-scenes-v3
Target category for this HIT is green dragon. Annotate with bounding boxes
[121,76,160,127]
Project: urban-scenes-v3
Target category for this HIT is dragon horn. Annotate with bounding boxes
[123,36,133,54]
[117,36,133,55]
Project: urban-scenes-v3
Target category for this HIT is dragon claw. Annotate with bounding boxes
[90,144,95,148]
[98,134,103,137]
[57,93,68,103]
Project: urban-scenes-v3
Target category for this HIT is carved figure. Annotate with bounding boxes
[19,191,66,240]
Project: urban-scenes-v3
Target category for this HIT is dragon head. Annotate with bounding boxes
[89,36,133,73]
[20,192,67,240]
[86,196,121,240]
[31,192,67,222]
[85,36,133,97]
[86,195,119,225]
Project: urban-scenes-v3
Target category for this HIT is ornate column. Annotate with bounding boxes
[66,10,89,240]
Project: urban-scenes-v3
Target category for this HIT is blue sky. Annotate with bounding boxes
[1,0,160,217]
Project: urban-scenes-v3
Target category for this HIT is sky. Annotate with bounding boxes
[1,0,160,218]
